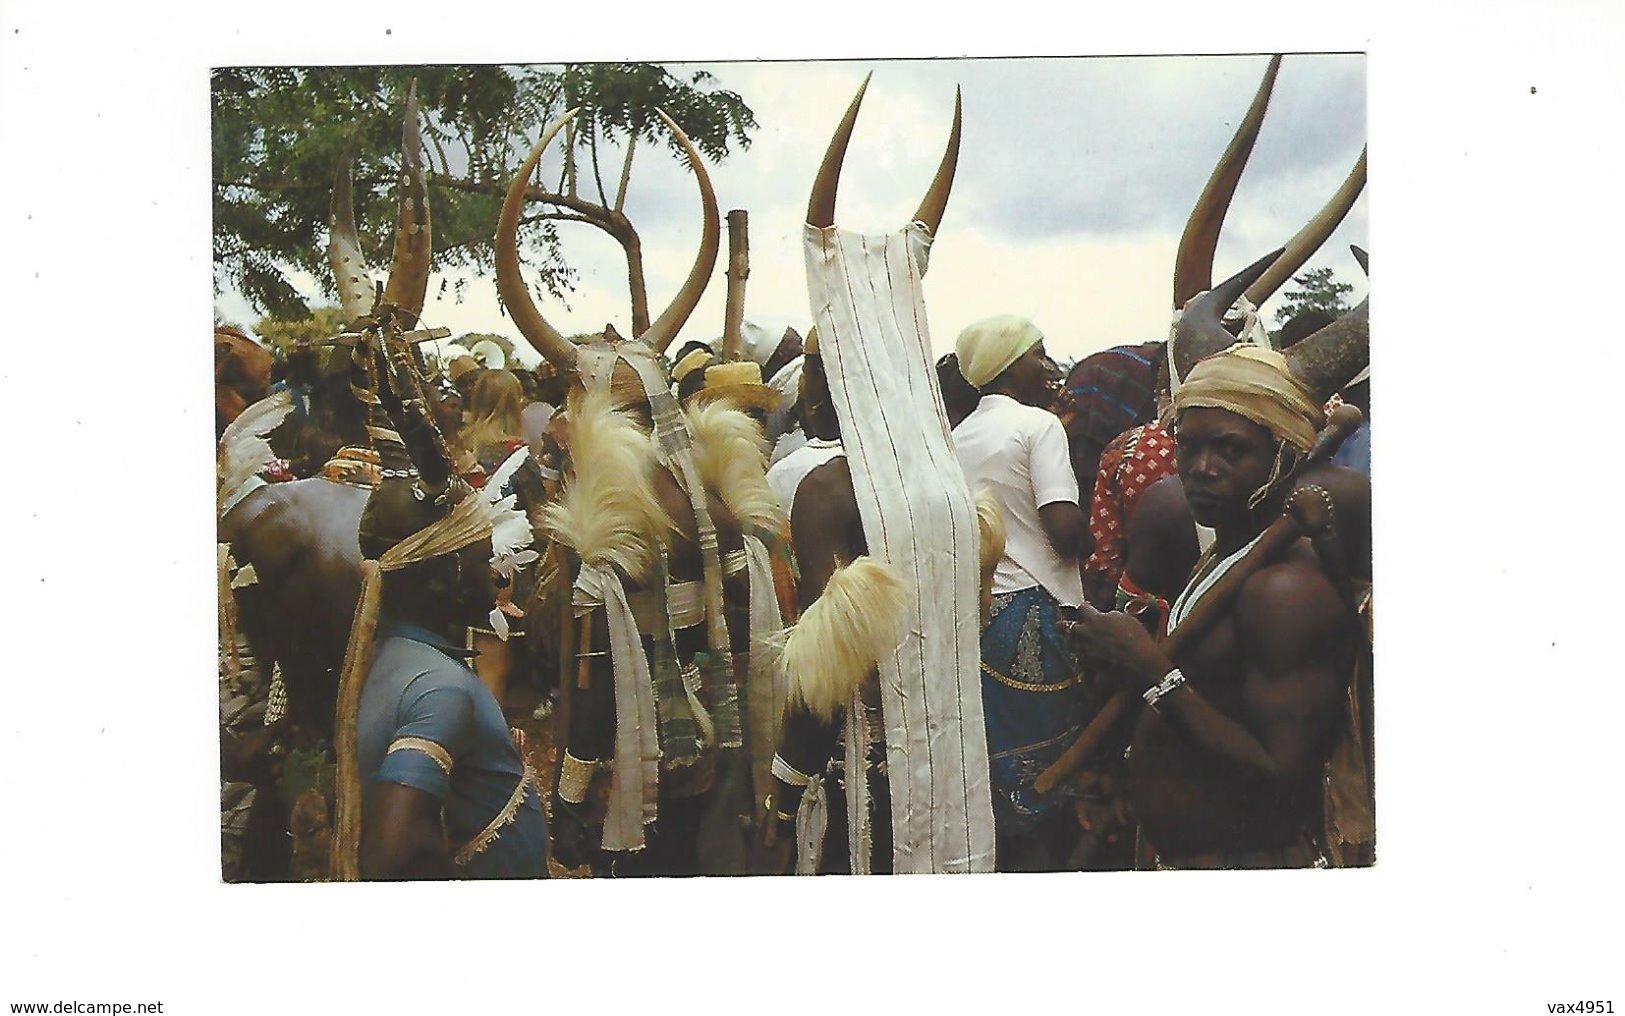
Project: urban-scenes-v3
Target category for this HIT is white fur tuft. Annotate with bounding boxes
[771,557,907,721]
[684,400,784,536]
[543,389,673,582]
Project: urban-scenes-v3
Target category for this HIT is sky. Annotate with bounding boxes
[8,2,1625,1009]
[213,54,1368,367]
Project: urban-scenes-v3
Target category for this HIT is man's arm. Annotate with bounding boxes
[363,783,453,879]
[359,680,474,880]
[756,461,864,871]
[1064,554,1350,789]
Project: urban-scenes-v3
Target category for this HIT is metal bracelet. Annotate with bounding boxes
[1142,668,1186,710]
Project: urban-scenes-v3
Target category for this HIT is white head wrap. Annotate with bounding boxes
[954,315,1044,389]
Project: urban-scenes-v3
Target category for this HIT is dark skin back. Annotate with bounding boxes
[1123,474,1202,609]
[1064,408,1359,859]
[221,479,368,735]
[753,353,873,873]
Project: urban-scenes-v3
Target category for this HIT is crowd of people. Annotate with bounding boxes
[215,74,1372,883]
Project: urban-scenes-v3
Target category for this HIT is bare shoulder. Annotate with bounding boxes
[1235,547,1347,645]
[796,458,857,524]
[1132,474,1192,531]
[1296,464,1368,520]
[793,457,865,564]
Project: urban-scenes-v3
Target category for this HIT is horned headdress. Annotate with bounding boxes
[797,75,997,874]
[496,108,744,853]
[1168,56,1368,387]
[329,87,533,880]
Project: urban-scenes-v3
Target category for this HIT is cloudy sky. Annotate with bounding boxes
[214,53,1367,366]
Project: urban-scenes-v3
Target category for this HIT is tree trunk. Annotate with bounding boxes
[621,226,650,338]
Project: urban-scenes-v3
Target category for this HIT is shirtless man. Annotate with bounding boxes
[1060,344,1363,867]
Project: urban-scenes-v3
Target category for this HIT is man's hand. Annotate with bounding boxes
[751,809,796,876]
[550,793,598,871]
[1058,602,1170,696]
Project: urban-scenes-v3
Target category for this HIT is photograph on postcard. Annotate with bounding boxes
[212,54,1370,882]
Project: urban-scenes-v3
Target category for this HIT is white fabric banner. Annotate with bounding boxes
[802,222,995,874]
[573,564,660,852]
[743,533,788,818]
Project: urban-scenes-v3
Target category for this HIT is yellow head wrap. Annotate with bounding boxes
[1172,343,1324,453]
[954,315,1043,389]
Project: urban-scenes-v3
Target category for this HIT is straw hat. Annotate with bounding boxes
[689,359,780,413]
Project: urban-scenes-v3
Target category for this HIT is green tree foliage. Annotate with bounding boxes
[1273,266,1353,325]
[254,306,348,358]
[213,64,758,322]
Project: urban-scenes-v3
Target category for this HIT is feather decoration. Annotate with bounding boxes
[484,445,531,500]
[764,557,907,721]
[542,388,674,582]
[217,389,294,508]
[683,400,784,537]
[973,488,1007,622]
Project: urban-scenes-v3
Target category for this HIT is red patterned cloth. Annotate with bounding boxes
[1083,420,1177,602]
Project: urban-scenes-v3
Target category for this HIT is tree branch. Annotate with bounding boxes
[588,124,610,210]
[614,132,636,214]
[429,172,616,229]
[427,128,452,179]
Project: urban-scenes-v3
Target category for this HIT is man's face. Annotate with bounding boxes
[1003,341,1063,408]
[1174,407,1279,529]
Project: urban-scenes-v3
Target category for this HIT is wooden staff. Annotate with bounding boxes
[1033,404,1362,795]
[721,209,750,360]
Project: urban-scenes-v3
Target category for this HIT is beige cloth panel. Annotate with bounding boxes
[802,222,995,874]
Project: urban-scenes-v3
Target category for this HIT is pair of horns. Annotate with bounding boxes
[1177,248,1369,402]
[806,72,963,238]
[327,81,434,327]
[497,109,721,366]
[1171,56,1367,311]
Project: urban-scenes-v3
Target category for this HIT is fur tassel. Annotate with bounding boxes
[973,489,1007,622]
[683,400,784,536]
[542,388,674,582]
[770,557,907,721]
[217,389,294,503]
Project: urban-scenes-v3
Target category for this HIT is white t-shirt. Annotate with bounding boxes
[952,394,1084,607]
[765,437,844,518]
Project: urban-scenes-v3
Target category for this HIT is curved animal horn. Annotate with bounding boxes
[1171,246,1284,379]
[1171,55,1282,309]
[1284,298,1368,401]
[1350,244,1369,276]
[381,81,433,326]
[912,86,962,237]
[496,109,582,371]
[1245,147,1367,307]
[328,132,378,326]
[807,72,873,229]
[640,108,721,355]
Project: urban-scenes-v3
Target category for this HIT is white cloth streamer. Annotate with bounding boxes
[573,564,661,851]
[802,221,996,874]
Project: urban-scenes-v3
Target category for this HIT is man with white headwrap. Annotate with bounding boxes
[951,315,1095,870]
